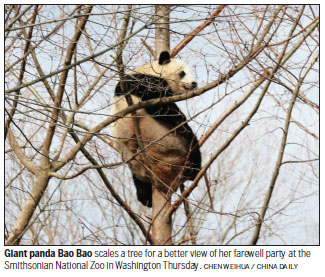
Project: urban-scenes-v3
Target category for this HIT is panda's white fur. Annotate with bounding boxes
[131,58,196,93]
[111,95,189,187]
[110,51,201,207]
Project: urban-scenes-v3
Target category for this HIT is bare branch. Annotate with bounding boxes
[6,128,39,175]
[141,38,155,58]
[250,52,319,245]
[171,5,226,57]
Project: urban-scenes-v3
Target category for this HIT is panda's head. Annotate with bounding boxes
[132,51,197,94]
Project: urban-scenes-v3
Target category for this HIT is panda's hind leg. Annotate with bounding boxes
[132,175,152,208]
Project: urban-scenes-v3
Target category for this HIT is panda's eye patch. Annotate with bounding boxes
[179,71,186,78]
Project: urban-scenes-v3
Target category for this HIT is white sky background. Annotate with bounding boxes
[3,3,321,247]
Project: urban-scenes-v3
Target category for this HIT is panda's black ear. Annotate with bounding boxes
[158,51,171,65]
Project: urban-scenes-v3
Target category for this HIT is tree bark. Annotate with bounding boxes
[151,5,172,245]
[6,172,50,245]
[154,6,170,54]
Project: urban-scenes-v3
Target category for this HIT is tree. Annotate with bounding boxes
[5,4,319,245]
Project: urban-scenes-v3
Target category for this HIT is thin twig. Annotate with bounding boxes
[250,53,319,245]
[171,5,226,58]
[141,38,155,58]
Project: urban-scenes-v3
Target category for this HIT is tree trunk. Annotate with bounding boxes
[151,5,172,245]
[154,6,170,54]
[6,173,50,245]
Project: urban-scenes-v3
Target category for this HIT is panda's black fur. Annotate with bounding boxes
[112,52,201,207]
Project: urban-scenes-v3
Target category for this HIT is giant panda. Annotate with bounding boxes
[110,51,201,207]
